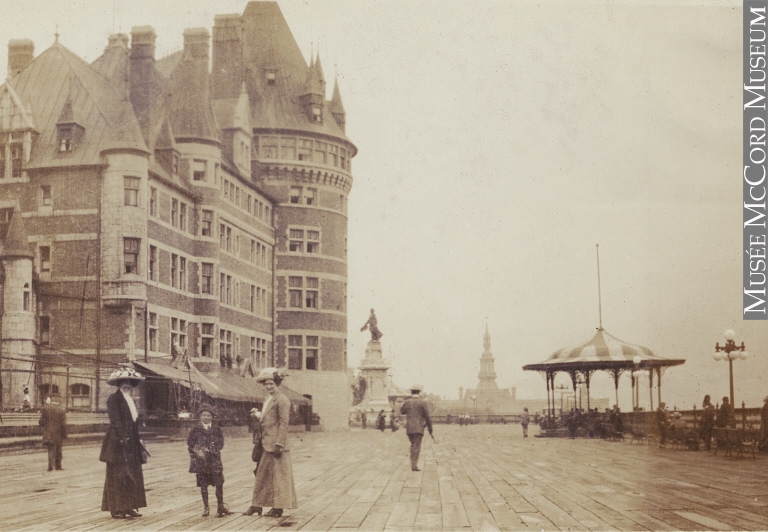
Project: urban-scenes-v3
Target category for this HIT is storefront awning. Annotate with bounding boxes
[133,361,310,406]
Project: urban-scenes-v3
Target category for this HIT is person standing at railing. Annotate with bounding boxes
[656,403,669,447]
[701,395,715,451]
[716,397,730,428]
[760,396,768,452]
[39,392,67,471]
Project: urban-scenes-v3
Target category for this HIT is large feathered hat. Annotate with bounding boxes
[106,366,145,386]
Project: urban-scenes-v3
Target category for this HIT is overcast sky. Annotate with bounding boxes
[3,0,765,409]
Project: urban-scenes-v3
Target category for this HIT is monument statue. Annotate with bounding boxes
[360,308,383,342]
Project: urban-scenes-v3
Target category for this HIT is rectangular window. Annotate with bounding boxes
[290,187,301,204]
[305,188,316,205]
[150,187,157,216]
[219,273,226,303]
[41,185,52,206]
[171,254,178,288]
[288,335,302,370]
[179,203,186,231]
[298,139,313,161]
[201,263,213,294]
[171,199,178,227]
[40,316,50,345]
[315,141,327,164]
[289,276,302,308]
[235,187,240,206]
[124,177,139,206]
[306,336,319,370]
[223,179,229,198]
[250,239,256,263]
[307,230,320,254]
[262,136,278,159]
[219,224,226,249]
[202,209,213,236]
[230,183,235,202]
[247,194,252,213]
[192,159,206,181]
[40,246,50,272]
[306,277,319,308]
[289,229,303,252]
[226,227,232,252]
[11,143,22,178]
[179,257,186,291]
[148,245,157,281]
[340,148,347,170]
[265,206,271,224]
[0,142,5,178]
[171,318,187,350]
[201,323,214,357]
[250,285,256,312]
[124,238,140,274]
[280,137,297,159]
[329,144,339,167]
[261,244,266,267]
[226,275,232,305]
[220,329,232,365]
[251,336,256,362]
[149,312,157,351]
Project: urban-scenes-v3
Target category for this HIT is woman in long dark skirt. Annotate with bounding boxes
[99,367,147,519]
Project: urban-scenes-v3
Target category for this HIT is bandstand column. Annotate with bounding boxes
[546,371,551,419]
[584,370,592,411]
[649,368,654,411]
[656,367,662,406]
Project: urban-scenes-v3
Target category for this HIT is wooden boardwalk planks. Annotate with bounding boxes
[0,425,766,530]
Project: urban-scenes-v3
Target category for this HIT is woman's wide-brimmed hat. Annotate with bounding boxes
[197,403,216,417]
[409,384,424,393]
[106,366,145,386]
[255,367,287,383]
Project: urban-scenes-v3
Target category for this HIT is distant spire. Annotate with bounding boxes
[309,42,314,67]
[483,323,491,351]
[329,75,346,131]
[55,25,59,43]
[314,52,326,86]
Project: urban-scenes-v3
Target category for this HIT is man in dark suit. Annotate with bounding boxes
[399,384,432,471]
[39,392,67,471]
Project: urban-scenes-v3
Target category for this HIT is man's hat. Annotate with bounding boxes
[409,384,423,393]
[197,403,215,417]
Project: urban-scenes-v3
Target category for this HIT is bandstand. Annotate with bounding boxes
[523,328,685,419]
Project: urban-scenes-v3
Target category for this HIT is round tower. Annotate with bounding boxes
[219,2,355,430]
[0,208,37,408]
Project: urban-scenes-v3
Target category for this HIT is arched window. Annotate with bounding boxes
[39,383,59,397]
[69,383,91,409]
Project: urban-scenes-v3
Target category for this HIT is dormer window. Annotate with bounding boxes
[10,134,23,178]
[58,126,73,152]
[193,159,206,181]
[266,70,277,85]
[312,106,322,123]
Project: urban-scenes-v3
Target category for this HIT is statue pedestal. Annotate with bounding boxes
[354,341,392,412]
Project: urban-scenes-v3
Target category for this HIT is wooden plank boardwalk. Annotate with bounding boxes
[0,425,766,531]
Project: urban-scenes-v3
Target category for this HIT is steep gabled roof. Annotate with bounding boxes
[329,77,346,116]
[239,1,349,141]
[168,47,220,143]
[1,208,34,259]
[9,41,147,167]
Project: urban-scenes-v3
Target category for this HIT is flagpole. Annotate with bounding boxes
[596,244,603,330]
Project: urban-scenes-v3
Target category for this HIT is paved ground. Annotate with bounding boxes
[1,425,767,531]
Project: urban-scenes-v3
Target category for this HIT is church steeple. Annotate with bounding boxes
[477,324,498,390]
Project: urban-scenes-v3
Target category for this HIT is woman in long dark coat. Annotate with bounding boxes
[100,367,147,519]
[244,368,297,518]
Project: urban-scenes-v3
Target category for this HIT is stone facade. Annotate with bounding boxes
[0,2,355,430]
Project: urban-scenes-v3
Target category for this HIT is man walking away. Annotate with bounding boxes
[399,384,432,472]
[39,392,67,471]
[521,408,530,438]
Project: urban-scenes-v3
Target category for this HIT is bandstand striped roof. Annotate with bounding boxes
[523,328,685,372]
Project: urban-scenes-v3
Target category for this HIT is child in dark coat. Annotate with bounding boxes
[188,404,233,518]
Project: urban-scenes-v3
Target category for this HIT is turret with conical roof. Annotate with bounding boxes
[329,77,346,132]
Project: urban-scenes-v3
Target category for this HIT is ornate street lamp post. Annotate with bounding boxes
[470,395,477,423]
[713,329,748,410]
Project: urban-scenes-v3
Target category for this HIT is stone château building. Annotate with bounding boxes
[0,1,354,429]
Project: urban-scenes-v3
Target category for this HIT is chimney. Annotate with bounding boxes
[211,14,243,100]
[130,26,156,132]
[8,39,34,77]
[184,28,210,62]
[105,33,129,52]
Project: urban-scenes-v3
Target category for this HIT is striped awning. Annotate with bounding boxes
[522,328,685,372]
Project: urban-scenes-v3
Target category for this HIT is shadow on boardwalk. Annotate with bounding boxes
[0,425,766,531]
